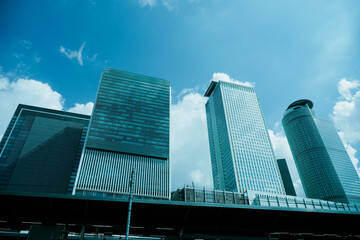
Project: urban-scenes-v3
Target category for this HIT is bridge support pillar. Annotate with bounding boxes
[179,229,184,240]
[80,224,85,240]
[27,224,65,240]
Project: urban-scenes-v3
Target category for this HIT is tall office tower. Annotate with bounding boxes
[0,104,90,194]
[74,68,170,199]
[277,159,296,196]
[204,80,285,195]
[282,99,360,203]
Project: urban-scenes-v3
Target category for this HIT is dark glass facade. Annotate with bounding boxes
[74,68,170,199]
[277,159,296,196]
[0,104,90,194]
[86,68,170,159]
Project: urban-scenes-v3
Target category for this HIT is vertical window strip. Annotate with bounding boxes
[119,153,125,194]
[75,148,169,198]
[97,150,105,191]
[95,150,103,191]
[84,149,93,190]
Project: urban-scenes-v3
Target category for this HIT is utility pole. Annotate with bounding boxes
[125,169,135,240]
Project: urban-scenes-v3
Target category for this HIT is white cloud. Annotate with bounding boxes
[139,0,177,11]
[337,78,360,101]
[331,77,360,179]
[139,0,157,8]
[68,102,94,115]
[0,76,10,90]
[211,72,254,88]
[332,78,360,145]
[0,73,94,138]
[0,76,64,137]
[268,128,306,197]
[60,42,86,66]
[170,90,213,190]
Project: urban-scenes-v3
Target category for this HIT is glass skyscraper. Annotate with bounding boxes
[74,68,170,199]
[282,99,360,203]
[277,158,296,196]
[204,80,285,195]
[0,104,89,194]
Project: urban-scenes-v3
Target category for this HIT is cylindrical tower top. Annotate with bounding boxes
[282,99,349,203]
[286,99,313,110]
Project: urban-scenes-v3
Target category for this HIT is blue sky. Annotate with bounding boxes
[1,0,360,195]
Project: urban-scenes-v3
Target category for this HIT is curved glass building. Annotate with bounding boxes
[282,99,360,203]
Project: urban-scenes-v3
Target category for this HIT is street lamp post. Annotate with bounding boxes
[125,169,135,240]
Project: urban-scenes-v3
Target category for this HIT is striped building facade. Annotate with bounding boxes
[74,68,170,199]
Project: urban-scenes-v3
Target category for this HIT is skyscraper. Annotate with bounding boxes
[74,68,170,199]
[282,99,360,203]
[204,80,285,195]
[0,104,90,194]
[277,159,296,196]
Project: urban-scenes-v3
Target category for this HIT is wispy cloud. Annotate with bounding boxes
[19,40,32,50]
[14,53,25,59]
[139,0,177,11]
[161,0,177,11]
[139,0,157,8]
[60,42,86,66]
[68,102,94,115]
[211,72,254,88]
[34,56,41,63]
[86,53,98,62]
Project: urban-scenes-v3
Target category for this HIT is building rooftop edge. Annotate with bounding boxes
[15,104,91,119]
[204,80,254,97]
[104,68,169,86]
[286,99,313,110]
[204,81,218,97]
